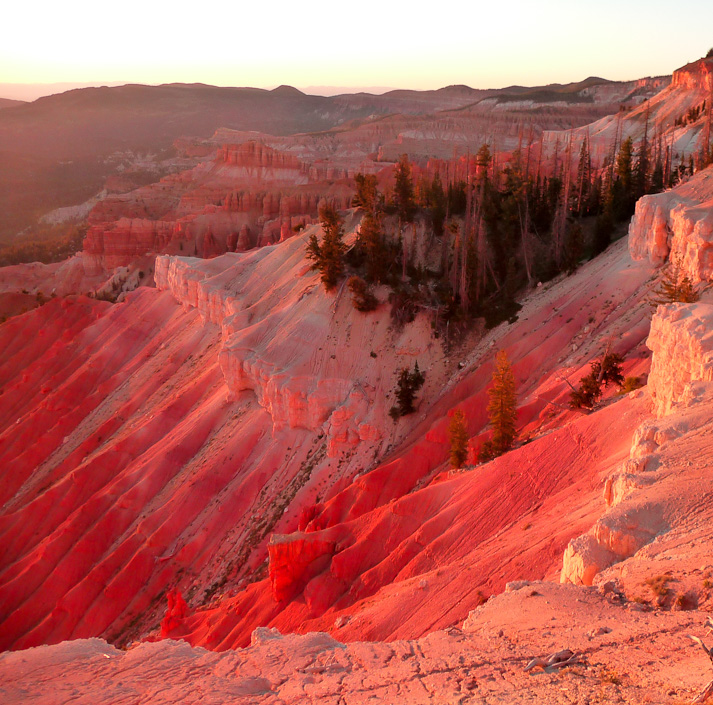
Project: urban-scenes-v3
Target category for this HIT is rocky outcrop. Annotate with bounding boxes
[219,141,306,178]
[671,57,713,92]
[0,256,103,298]
[81,139,354,274]
[154,233,388,443]
[220,352,355,432]
[268,532,336,602]
[560,535,619,587]
[561,493,666,586]
[160,588,188,637]
[629,167,713,281]
[83,219,180,274]
[647,303,713,417]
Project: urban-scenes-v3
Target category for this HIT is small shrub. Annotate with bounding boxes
[569,351,625,410]
[390,362,425,419]
[569,372,604,410]
[478,439,495,463]
[651,258,699,305]
[347,275,378,312]
[619,376,643,394]
[644,574,671,597]
[600,668,623,685]
[388,288,418,328]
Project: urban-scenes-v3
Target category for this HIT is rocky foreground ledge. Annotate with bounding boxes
[1,581,710,704]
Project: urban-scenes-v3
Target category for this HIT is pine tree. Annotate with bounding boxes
[357,211,388,283]
[484,350,517,457]
[393,154,416,280]
[394,154,416,225]
[475,144,492,182]
[650,258,699,305]
[353,173,380,212]
[615,136,634,217]
[306,204,346,291]
[575,135,591,216]
[426,172,447,238]
[448,409,469,469]
[569,351,624,410]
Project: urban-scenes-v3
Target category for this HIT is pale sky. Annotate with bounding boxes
[2,0,712,99]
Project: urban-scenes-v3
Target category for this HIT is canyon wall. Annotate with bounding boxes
[548,58,712,168]
[0,210,659,652]
[672,57,713,92]
[629,168,713,282]
[82,141,353,275]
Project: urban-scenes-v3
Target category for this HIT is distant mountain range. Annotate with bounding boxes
[0,76,668,239]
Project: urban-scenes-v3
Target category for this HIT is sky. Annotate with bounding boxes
[2,0,713,100]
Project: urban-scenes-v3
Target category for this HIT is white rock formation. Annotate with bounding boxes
[647,303,713,417]
[629,168,713,283]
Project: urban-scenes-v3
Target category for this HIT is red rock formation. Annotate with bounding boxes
[80,139,353,274]
[268,532,336,602]
[83,218,180,274]
[220,141,304,172]
[672,57,713,92]
[236,224,252,251]
[160,588,189,637]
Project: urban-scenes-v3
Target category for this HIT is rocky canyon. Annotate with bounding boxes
[2,56,713,704]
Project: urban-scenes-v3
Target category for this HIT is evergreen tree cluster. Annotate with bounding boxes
[306,103,713,331]
[447,352,519,469]
[675,101,706,127]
